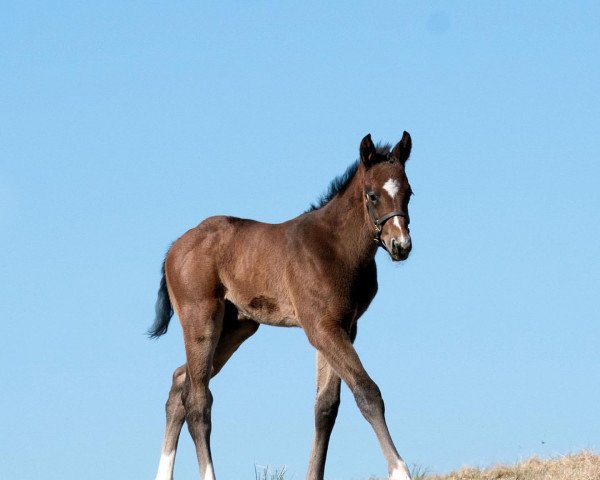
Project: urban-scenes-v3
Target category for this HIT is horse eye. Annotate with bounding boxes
[368,192,378,203]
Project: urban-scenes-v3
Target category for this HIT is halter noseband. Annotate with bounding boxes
[365,194,409,249]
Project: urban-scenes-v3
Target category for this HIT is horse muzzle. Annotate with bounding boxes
[389,235,412,261]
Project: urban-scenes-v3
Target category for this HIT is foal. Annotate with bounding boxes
[150,132,415,480]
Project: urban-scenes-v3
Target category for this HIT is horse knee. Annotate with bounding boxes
[315,393,340,430]
[353,380,384,421]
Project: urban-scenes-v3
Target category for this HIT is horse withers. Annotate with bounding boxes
[150,132,415,480]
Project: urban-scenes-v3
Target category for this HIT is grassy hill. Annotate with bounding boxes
[255,452,600,479]
[412,451,599,480]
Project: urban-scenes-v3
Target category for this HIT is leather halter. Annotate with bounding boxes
[364,193,409,250]
[363,153,410,250]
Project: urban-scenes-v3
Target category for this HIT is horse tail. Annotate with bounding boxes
[148,258,174,338]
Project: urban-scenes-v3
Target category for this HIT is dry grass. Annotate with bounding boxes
[420,451,600,480]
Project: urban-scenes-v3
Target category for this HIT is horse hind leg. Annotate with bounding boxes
[155,365,187,480]
[154,303,258,480]
[211,303,259,377]
[179,299,224,480]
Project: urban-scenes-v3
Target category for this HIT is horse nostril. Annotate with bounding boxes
[390,236,411,254]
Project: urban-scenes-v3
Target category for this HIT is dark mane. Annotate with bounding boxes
[307,143,391,212]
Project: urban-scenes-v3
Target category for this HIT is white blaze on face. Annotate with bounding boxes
[383,178,401,200]
[383,177,410,245]
[394,214,410,247]
[155,451,176,480]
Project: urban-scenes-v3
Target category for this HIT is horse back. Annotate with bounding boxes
[165,214,377,328]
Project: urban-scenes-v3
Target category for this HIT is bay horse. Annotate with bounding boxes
[150,132,415,480]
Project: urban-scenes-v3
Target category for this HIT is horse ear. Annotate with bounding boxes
[360,133,377,167]
[391,131,412,164]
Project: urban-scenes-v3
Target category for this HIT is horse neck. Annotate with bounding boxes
[316,166,378,265]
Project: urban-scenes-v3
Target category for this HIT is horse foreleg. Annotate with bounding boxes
[306,323,412,480]
[306,351,341,480]
[155,365,187,480]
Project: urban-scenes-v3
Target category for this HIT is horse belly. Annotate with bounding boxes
[224,291,299,327]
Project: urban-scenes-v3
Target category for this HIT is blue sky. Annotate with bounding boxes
[1,2,599,479]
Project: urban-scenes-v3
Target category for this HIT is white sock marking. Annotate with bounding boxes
[204,462,216,480]
[155,451,175,480]
[390,460,412,480]
[383,178,401,199]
